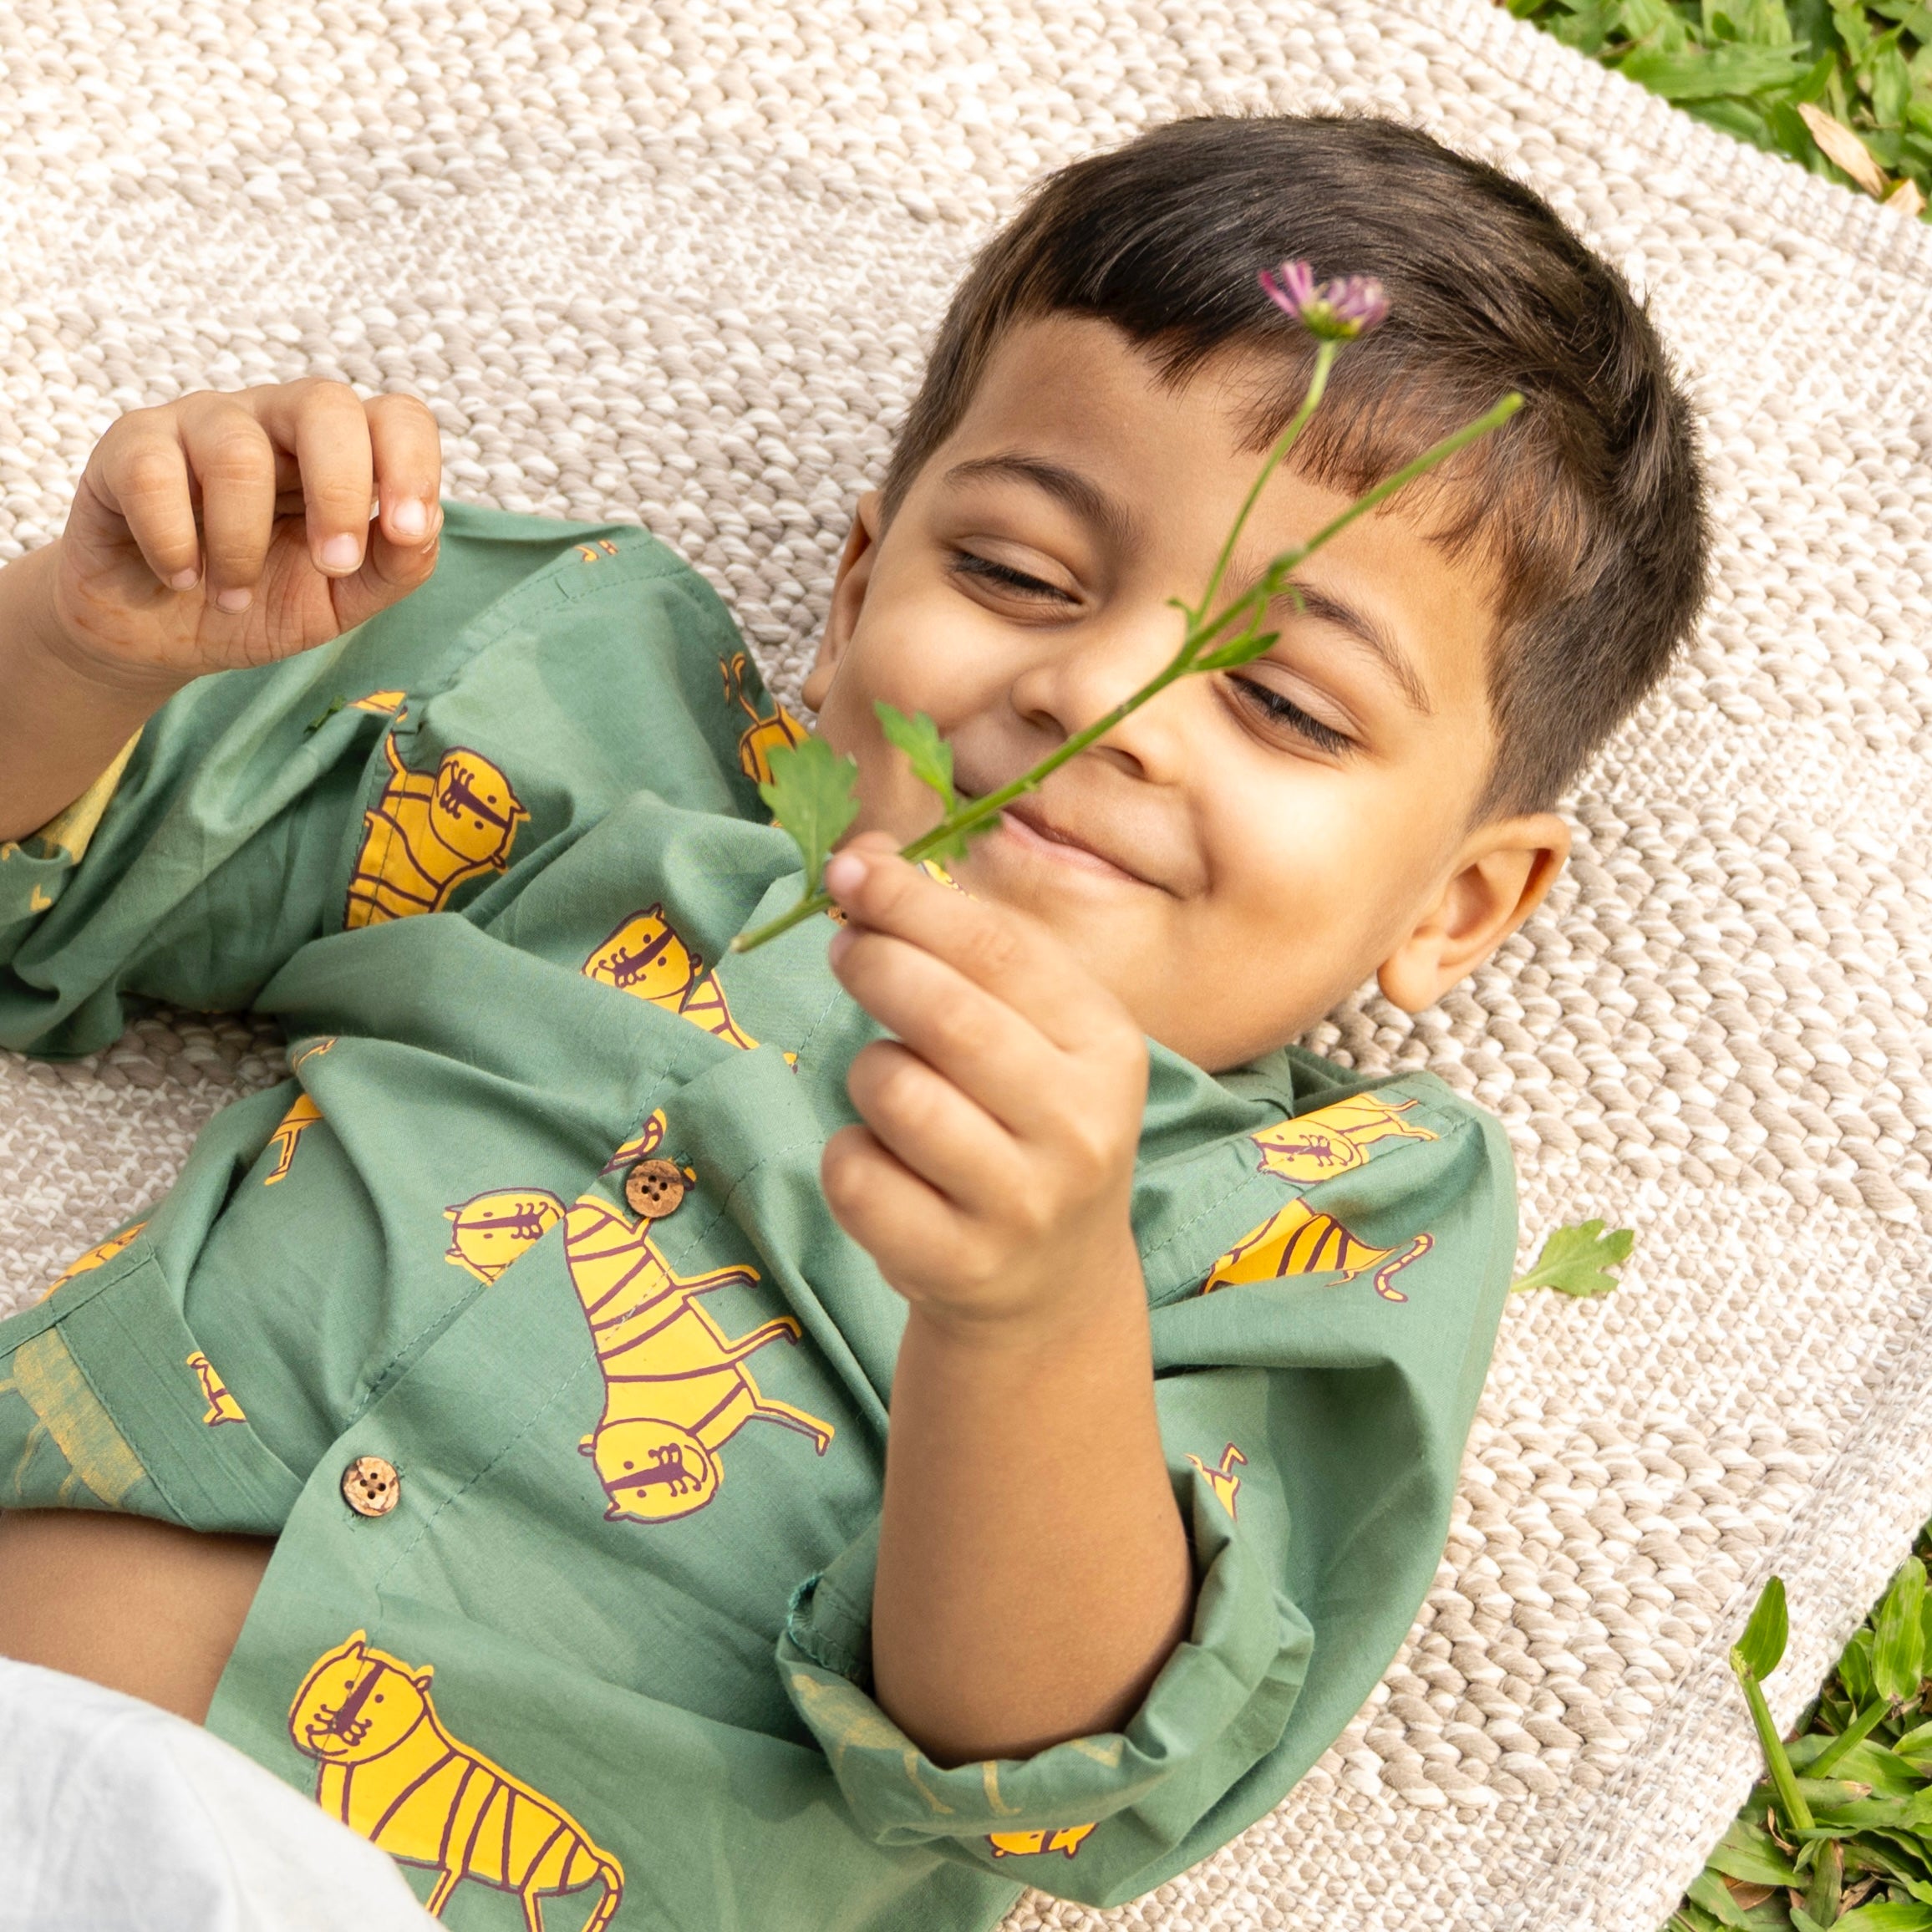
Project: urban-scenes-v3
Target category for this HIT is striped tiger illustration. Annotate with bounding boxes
[262,1092,324,1185]
[566,1193,833,1523]
[721,649,811,788]
[344,737,529,928]
[582,906,755,1050]
[39,1220,148,1300]
[988,1823,1096,1858]
[1201,1092,1439,1303]
[288,1632,623,1931]
[443,1189,567,1286]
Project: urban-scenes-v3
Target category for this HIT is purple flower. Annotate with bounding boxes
[1258,259,1389,340]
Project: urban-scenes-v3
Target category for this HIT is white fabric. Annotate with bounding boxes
[0,1658,433,1931]
[0,4,1928,1929]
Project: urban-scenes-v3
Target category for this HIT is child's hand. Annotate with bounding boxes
[48,379,443,694]
[821,835,1151,1337]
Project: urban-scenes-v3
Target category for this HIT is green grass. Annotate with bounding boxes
[1667,1524,1932,1930]
[1510,0,1932,216]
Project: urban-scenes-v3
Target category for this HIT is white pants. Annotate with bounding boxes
[0,1658,434,1931]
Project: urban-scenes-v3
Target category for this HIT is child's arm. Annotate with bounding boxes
[819,836,1192,1767]
[0,380,442,843]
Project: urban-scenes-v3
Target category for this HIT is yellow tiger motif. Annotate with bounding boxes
[39,1221,148,1301]
[186,1352,245,1426]
[1202,1197,1431,1302]
[1183,1443,1247,1518]
[582,906,756,1050]
[262,1092,324,1186]
[288,1633,623,1931]
[721,650,811,788]
[1251,1093,1436,1183]
[347,689,407,716]
[344,737,529,928]
[988,1823,1096,1858]
[443,1190,567,1285]
[1202,1092,1438,1303]
[566,1194,833,1524]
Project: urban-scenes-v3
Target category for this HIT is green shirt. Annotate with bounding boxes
[0,502,1516,1931]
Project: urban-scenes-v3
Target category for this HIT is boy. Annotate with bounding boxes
[0,114,1704,1927]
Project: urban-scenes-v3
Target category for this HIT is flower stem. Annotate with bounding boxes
[1736,1663,1815,1833]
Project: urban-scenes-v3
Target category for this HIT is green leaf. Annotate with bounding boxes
[1686,1867,1756,1927]
[1873,1559,1927,1708]
[1843,1630,1879,1708]
[1619,41,1813,93]
[757,735,860,896]
[1832,1904,1932,1930]
[1792,1911,1832,1932]
[1711,1817,1802,1886]
[1874,39,1914,120]
[1194,626,1283,672]
[1803,1835,1845,1928]
[873,702,957,816]
[304,695,347,735]
[1736,1576,1792,1681]
[1508,1218,1635,1296]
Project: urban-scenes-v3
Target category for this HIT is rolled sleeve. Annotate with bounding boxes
[775,1457,1313,1907]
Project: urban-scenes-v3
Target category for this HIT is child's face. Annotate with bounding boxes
[804,316,1568,1071]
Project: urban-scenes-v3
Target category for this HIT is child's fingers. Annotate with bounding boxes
[81,418,201,591]
[831,923,1065,1141]
[175,396,279,612]
[364,392,442,549]
[249,380,375,580]
[821,1124,983,1298]
[843,1039,1024,1208]
[824,846,1133,1058]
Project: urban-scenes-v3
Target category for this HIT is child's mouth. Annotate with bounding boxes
[992,799,1146,885]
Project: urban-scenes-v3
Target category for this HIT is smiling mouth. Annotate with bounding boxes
[984,796,1150,886]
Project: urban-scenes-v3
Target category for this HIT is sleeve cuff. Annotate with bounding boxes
[0,731,141,924]
[775,1466,1312,1901]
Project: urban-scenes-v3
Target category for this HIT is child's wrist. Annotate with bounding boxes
[899,1229,1149,1359]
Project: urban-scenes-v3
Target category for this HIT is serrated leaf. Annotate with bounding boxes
[1874,1558,1927,1707]
[757,735,859,895]
[1736,1575,1792,1680]
[1508,1218,1635,1296]
[873,702,958,816]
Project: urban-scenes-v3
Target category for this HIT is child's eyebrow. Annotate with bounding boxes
[1270,579,1435,718]
[941,453,1141,553]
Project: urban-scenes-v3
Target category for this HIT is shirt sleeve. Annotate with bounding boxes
[776,1092,1516,1907]
[0,501,776,1060]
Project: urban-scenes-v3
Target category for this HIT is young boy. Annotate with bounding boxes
[0,114,1704,1927]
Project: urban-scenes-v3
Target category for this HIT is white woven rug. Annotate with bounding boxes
[3,3,1929,1926]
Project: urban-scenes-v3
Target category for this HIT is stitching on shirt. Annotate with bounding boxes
[368,1355,589,1598]
[781,980,849,1071]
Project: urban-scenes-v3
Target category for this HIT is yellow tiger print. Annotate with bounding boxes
[40,1221,147,1300]
[1250,1092,1437,1184]
[443,1189,567,1285]
[1183,1443,1247,1518]
[581,906,756,1050]
[721,650,811,788]
[186,1352,245,1426]
[344,737,528,928]
[1202,1197,1431,1302]
[565,1194,832,1523]
[262,1093,324,1185]
[988,1823,1096,1858]
[288,1633,623,1931]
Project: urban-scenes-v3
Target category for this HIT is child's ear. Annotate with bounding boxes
[801,491,883,713]
[1375,813,1569,1013]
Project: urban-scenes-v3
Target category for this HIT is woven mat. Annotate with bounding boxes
[3,3,1930,1926]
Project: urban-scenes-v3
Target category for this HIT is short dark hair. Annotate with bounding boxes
[882,114,1709,820]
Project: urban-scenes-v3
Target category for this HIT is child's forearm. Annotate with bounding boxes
[0,541,183,844]
[871,1269,1193,1769]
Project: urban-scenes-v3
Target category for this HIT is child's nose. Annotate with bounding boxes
[1009,620,1194,784]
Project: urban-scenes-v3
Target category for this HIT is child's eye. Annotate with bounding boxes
[948,552,1075,602]
[1228,675,1355,755]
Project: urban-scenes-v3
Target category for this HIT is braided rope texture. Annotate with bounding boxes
[0,2,1928,1924]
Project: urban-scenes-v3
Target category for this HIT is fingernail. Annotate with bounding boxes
[169,567,199,591]
[824,853,863,898]
[319,533,362,572]
[826,927,853,967]
[389,498,426,538]
[216,587,252,613]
